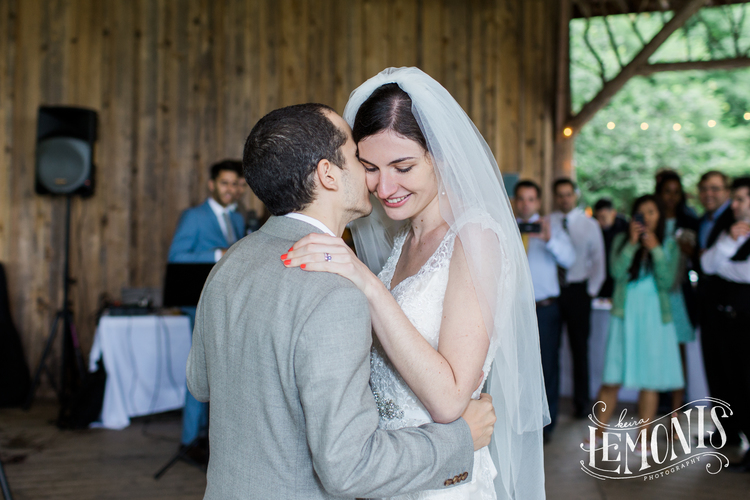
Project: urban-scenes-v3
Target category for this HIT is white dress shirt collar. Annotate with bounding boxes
[207,196,231,217]
[284,213,336,236]
[561,207,584,220]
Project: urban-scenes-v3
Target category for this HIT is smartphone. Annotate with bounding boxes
[634,213,645,225]
[518,222,542,234]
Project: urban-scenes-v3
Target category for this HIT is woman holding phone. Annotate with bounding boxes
[590,195,683,451]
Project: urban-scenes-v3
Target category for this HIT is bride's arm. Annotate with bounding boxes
[366,237,489,423]
[285,234,489,424]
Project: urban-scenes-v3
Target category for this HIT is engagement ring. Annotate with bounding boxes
[324,253,332,262]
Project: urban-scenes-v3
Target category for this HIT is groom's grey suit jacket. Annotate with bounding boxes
[187,216,474,500]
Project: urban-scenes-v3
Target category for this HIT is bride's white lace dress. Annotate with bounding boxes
[370,227,498,500]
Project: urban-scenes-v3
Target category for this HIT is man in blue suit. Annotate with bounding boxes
[168,160,246,458]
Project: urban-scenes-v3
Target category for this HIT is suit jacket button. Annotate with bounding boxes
[444,479,453,486]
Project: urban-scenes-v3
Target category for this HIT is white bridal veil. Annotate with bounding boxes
[343,67,550,499]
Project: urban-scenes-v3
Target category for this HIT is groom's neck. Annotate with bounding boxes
[298,204,346,237]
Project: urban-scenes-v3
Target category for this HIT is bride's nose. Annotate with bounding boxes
[376,170,399,199]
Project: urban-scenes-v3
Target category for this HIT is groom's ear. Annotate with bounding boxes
[315,158,340,192]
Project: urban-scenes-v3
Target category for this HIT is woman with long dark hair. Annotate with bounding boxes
[654,170,699,412]
[592,195,684,449]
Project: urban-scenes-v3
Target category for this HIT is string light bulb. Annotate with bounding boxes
[563,127,573,137]
[744,112,749,120]
[707,120,716,127]
[640,122,649,130]
[607,122,615,130]
[673,123,682,131]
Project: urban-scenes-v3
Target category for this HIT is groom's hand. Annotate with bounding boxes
[462,393,495,451]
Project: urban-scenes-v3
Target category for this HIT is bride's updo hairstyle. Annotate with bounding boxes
[352,83,428,152]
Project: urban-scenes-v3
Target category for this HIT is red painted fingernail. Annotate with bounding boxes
[280,253,288,260]
[300,264,306,269]
[289,247,294,252]
[284,259,291,266]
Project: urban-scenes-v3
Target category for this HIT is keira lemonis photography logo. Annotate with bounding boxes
[580,397,732,480]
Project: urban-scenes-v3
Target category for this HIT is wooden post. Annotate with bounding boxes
[553,0,573,196]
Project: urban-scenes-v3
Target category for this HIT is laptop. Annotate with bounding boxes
[162,263,215,308]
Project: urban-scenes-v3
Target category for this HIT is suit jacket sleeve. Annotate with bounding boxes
[168,210,221,263]
[295,287,474,498]
[186,296,210,402]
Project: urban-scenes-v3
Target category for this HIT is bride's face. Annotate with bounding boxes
[357,130,438,221]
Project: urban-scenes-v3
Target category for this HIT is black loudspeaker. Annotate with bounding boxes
[35,106,97,196]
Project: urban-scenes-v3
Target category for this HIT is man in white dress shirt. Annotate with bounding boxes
[514,180,575,442]
[701,176,750,472]
[549,178,606,419]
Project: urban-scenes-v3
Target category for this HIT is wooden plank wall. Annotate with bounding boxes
[0,0,560,388]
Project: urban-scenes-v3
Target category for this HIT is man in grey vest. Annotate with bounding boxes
[186,103,496,499]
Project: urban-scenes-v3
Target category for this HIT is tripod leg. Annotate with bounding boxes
[0,459,14,500]
[153,438,207,479]
[24,312,63,410]
[68,320,87,380]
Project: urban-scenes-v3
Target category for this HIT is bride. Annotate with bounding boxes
[285,67,549,499]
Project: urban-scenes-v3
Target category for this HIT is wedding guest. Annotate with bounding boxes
[593,195,683,449]
[514,180,576,442]
[593,198,628,299]
[168,160,245,460]
[697,171,733,251]
[695,170,741,444]
[701,176,750,471]
[654,170,699,411]
[550,178,606,418]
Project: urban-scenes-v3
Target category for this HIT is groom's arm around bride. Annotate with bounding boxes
[186,103,495,500]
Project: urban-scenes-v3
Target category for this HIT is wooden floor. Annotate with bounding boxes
[1,400,749,499]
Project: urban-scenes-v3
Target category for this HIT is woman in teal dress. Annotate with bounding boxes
[593,195,684,444]
[655,170,700,413]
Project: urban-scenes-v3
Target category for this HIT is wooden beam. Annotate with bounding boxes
[636,56,750,74]
[567,0,708,133]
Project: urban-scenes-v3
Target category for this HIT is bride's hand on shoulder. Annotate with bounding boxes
[282,233,378,295]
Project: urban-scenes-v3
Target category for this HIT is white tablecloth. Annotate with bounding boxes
[88,315,192,430]
[560,304,710,404]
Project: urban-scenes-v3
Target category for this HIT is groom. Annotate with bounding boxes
[186,103,495,499]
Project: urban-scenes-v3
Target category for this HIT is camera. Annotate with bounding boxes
[518,222,542,234]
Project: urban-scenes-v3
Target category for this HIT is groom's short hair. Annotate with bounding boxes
[243,103,347,216]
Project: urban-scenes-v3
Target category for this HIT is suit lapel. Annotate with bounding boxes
[706,207,735,250]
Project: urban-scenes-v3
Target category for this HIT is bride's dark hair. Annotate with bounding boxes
[352,83,428,151]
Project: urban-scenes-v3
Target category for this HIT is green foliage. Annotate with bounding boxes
[571,6,750,213]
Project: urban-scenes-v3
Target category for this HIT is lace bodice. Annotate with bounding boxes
[370,226,498,500]
[370,226,490,430]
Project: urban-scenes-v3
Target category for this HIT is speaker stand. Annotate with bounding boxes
[24,196,86,413]
[0,459,13,500]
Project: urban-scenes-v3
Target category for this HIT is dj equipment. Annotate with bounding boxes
[35,106,97,197]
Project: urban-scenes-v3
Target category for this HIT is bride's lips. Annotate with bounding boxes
[381,193,411,208]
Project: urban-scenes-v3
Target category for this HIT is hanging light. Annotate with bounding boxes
[607,122,615,130]
[707,120,717,127]
[640,122,649,130]
[673,123,682,131]
[563,127,573,137]
[744,112,750,120]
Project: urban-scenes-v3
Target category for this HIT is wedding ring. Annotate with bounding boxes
[324,252,332,262]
